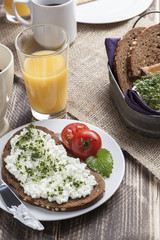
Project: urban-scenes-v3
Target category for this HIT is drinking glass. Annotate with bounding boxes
[3,0,30,23]
[0,44,14,137]
[15,24,69,120]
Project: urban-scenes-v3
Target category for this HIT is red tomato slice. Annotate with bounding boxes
[71,129,102,160]
[61,123,89,150]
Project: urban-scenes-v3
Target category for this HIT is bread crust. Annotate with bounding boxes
[114,27,146,94]
[2,126,105,212]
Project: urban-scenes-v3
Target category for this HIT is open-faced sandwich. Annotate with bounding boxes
[1,123,113,212]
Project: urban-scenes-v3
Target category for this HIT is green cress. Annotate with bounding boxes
[134,72,160,111]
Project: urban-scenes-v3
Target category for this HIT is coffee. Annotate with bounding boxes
[45,4,60,6]
[45,0,70,6]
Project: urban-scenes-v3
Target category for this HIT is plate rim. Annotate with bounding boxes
[0,119,125,221]
[76,0,153,24]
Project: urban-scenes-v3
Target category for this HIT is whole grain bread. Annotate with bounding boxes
[114,27,146,94]
[127,23,160,81]
[2,126,105,212]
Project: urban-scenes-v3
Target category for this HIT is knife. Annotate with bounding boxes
[0,178,44,231]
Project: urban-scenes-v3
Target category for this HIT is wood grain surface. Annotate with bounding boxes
[0,0,160,239]
[0,152,160,240]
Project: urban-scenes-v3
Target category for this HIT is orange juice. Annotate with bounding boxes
[22,51,68,114]
[3,0,30,17]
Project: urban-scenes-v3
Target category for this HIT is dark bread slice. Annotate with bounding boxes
[114,27,146,94]
[127,23,160,81]
[2,126,105,212]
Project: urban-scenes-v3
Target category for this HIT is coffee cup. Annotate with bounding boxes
[0,44,14,137]
[12,0,77,44]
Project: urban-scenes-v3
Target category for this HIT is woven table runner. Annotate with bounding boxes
[1,2,160,179]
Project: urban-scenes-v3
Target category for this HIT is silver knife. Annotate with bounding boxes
[0,178,44,231]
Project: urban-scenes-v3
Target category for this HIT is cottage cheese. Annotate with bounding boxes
[4,124,97,204]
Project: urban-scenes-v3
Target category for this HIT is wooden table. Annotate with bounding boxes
[1,148,160,239]
[0,0,160,239]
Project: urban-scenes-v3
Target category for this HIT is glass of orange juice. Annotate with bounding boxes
[15,24,69,120]
[3,0,30,23]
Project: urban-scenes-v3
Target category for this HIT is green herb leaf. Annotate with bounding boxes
[86,148,113,178]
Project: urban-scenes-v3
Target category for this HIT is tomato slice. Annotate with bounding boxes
[71,129,102,160]
[61,123,89,150]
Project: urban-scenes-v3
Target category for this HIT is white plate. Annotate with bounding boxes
[77,0,153,24]
[0,119,125,221]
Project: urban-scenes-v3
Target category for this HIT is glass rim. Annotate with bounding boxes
[15,24,70,58]
[0,44,13,75]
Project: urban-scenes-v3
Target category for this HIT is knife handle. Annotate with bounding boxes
[0,178,4,186]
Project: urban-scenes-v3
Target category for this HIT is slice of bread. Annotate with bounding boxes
[127,23,160,81]
[77,0,96,5]
[1,126,105,212]
[141,63,160,75]
[114,27,146,94]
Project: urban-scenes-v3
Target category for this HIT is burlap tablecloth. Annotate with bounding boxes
[1,2,160,179]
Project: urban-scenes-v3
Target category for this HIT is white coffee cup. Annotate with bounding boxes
[0,44,14,137]
[12,0,77,44]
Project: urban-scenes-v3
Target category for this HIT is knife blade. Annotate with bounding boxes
[0,178,44,231]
